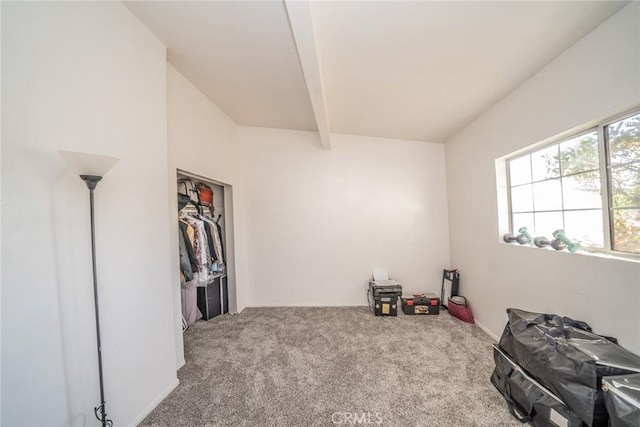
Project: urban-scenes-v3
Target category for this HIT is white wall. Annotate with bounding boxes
[167,65,243,366]
[445,3,640,351]
[239,128,450,306]
[2,3,177,426]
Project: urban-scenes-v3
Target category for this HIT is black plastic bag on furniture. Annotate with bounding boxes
[491,344,586,426]
[602,373,640,427]
[498,308,640,427]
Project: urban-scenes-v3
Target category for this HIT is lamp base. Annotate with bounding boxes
[80,175,103,190]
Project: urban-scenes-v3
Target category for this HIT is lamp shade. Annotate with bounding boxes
[59,150,119,177]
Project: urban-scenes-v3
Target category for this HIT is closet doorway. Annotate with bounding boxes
[176,169,237,329]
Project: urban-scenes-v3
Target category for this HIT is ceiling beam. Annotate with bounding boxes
[284,0,332,150]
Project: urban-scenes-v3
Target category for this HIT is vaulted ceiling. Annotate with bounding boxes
[124,1,627,148]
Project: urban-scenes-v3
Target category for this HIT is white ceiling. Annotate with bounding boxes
[125,1,627,144]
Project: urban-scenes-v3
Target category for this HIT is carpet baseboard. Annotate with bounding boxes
[129,378,179,427]
[177,357,185,370]
[475,319,500,341]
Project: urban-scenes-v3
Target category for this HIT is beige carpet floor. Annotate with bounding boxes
[139,307,520,426]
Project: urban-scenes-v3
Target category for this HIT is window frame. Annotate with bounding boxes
[505,107,640,257]
[603,108,640,254]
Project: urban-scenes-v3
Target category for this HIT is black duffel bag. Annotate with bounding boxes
[498,308,640,427]
[491,344,586,426]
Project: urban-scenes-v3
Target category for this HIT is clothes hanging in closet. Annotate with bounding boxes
[203,220,216,261]
[215,219,225,264]
[178,207,203,325]
[200,215,224,267]
[180,214,213,283]
[178,221,196,282]
[177,187,227,325]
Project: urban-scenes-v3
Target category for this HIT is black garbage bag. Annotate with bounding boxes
[491,343,586,426]
[497,308,640,427]
[603,373,640,427]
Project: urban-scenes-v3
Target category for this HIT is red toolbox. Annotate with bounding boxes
[401,293,440,315]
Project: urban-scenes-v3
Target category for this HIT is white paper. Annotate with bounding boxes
[373,268,389,281]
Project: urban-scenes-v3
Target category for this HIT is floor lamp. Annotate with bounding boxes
[59,150,119,427]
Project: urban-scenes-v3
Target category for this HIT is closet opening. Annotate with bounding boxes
[176,169,237,330]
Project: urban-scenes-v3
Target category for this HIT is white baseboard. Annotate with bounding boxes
[128,377,179,427]
[475,319,500,342]
[177,357,185,369]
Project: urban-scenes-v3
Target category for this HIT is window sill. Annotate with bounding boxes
[580,248,640,264]
[499,241,640,264]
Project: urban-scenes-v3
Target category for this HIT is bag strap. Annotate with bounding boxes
[502,392,533,423]
[503,371,534,423]
[495,363,534,424]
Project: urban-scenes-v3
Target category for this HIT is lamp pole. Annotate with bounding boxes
[80,174,112,427]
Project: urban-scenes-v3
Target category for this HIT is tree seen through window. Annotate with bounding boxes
[507,111,640,254]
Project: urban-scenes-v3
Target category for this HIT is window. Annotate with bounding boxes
[506,110,640,255]
[607,113,640,253]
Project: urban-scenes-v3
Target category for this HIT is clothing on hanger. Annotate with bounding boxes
[178,222,195,273]
[215,220,225,264]
[201,215,224,266]
[181,214,213,284]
